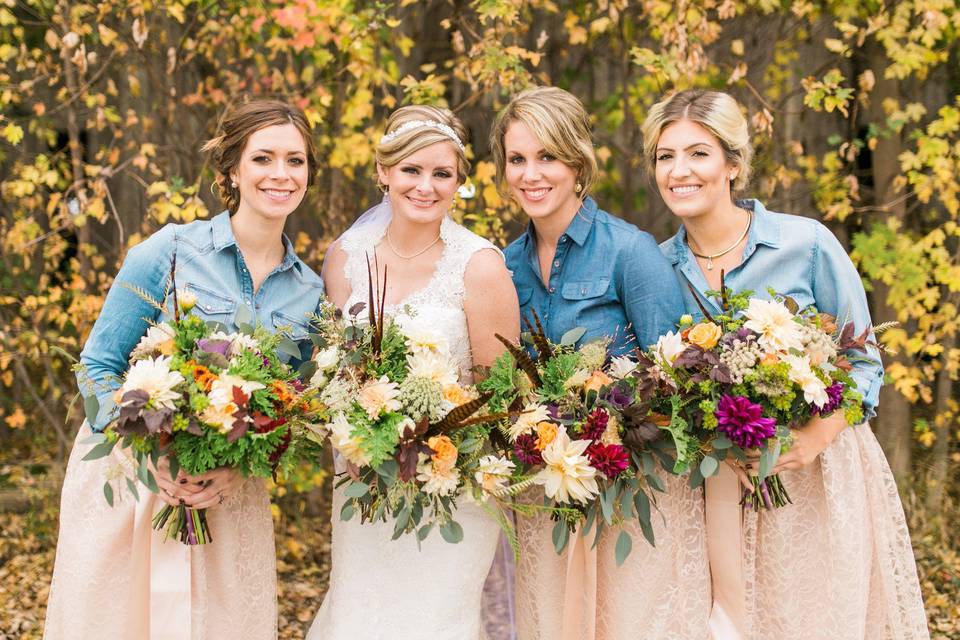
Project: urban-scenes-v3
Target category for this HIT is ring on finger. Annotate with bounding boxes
[217,491,225,505]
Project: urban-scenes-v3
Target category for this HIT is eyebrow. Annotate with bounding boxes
[655,142,714,152]
[250,149,306,155]
[401,162,455,171]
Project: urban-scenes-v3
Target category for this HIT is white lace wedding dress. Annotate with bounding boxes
[308,216,506,640]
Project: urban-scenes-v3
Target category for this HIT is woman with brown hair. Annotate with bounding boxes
[44,99,323,640]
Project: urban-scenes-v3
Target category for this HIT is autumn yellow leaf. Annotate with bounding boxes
[4,406,25,429]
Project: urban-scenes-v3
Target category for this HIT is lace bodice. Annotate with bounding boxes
[340,215,501,381]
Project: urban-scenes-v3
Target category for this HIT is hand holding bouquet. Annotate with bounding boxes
[81,257,323,544]
[648,278,873,510]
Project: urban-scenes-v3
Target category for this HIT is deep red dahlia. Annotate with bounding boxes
[514,433,543,466]
[580,408,609,441]
[586,442,630,478]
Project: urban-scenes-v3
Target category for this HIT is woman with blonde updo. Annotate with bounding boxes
[307,105,520,639]
[44,100,324,639]
[490,86,710,639]
[645,88,928,639]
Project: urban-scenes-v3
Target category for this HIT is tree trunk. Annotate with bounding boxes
[860,40,912,480]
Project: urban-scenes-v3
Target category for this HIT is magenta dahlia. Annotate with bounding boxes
[715,394,777,449]
[813,381,844,415]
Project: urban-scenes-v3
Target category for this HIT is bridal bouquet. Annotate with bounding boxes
[81,258,322,544]
[648,280,869,510]
[310,265,519,544]
[479,314,678,564]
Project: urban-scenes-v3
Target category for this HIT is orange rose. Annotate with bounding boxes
[157,339,176,356]
[427,435,458,472]
[686,322,722,350]
[271,381,295,407]
[760,352,780,366]
[584,370,613,393]
[817,313,837,335]
[535,421,558,450]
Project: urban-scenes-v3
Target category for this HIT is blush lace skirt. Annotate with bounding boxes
[707,422,929,639]
[44,425,277,640]
[514,473,711,639]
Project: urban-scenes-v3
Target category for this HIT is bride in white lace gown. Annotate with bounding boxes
[307,106,520,640]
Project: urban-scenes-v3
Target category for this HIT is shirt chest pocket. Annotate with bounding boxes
[185,283,237,322]
[561,278,618,336]
[272,310,312,340]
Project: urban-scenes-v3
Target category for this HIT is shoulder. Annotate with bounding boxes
[124,222,177,265]
[465,246,508,280]
[503,233,527,266]
[292,256,324,289]
[592,207,659,249]
[754,204,839,256]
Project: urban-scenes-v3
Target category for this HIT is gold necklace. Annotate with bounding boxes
[688,210,753,270]
[386,227,442,260]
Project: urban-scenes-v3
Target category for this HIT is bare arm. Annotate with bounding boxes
[320,240,352,309]
[463,249,520,374]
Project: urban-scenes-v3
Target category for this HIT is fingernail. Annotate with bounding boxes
[179,479,188,484]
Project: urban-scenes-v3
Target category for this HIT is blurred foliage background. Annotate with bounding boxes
[1,0,959,637]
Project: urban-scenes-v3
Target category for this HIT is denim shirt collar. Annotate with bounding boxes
[210,210,302,274]
[520,195,599,252]
[665,198,781,266]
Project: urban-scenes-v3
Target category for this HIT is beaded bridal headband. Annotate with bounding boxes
[378,119,465,151]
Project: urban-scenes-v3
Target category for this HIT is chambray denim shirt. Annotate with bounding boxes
[660,199,883,420]
[504,196,684,356]
[79,211,324,431]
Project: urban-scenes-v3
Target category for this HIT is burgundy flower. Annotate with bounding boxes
[580,408,609,441]
[586,443,630,478]
[602,384,632,411]
[813,382,844,415]
[715,394,777,449]
[514,433,543,466]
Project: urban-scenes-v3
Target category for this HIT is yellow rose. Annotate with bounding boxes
[583,370,613,393]
[427,435,458,472]
[679,313,694,326]
[535,421,558,450]
[686,322,722,350]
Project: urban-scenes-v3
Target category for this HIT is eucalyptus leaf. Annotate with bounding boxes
[278,336,303,360]
[83,394,100,425]
[552,520,570,554]
[126,477,140,502]
[634,489,651,524]
[339,501,356,521]
[142,469,158,494]
[298,360,318,381]
[559,326,587,346]
[614,530,633,566]
[375,460,398,485]
[712,435,733,449]
[82,441,115,461]
[344,482,370,499]
[417,523,434,541]
[699,455,719,478]
[646,472,665,493]
[103,481,114,507]
[439,520,464,544]
[688,465,705,489]
[600,485,616,525]
[168,456,180,483]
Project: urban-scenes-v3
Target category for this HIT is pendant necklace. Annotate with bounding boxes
[689,210,753,271]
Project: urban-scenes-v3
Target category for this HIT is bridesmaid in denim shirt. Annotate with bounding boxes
[490,86,710,640]
[645,89,927,639]
[45,100,323,640]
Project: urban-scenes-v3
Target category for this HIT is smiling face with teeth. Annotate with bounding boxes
[503,121,582,227]
[654,118,741,223]
[377,141,460,226]
[230,123,309,223]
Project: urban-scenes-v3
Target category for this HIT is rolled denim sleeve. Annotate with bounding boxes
[78,225,174,430]
[811,222,883,420]
[620,233,685,352]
